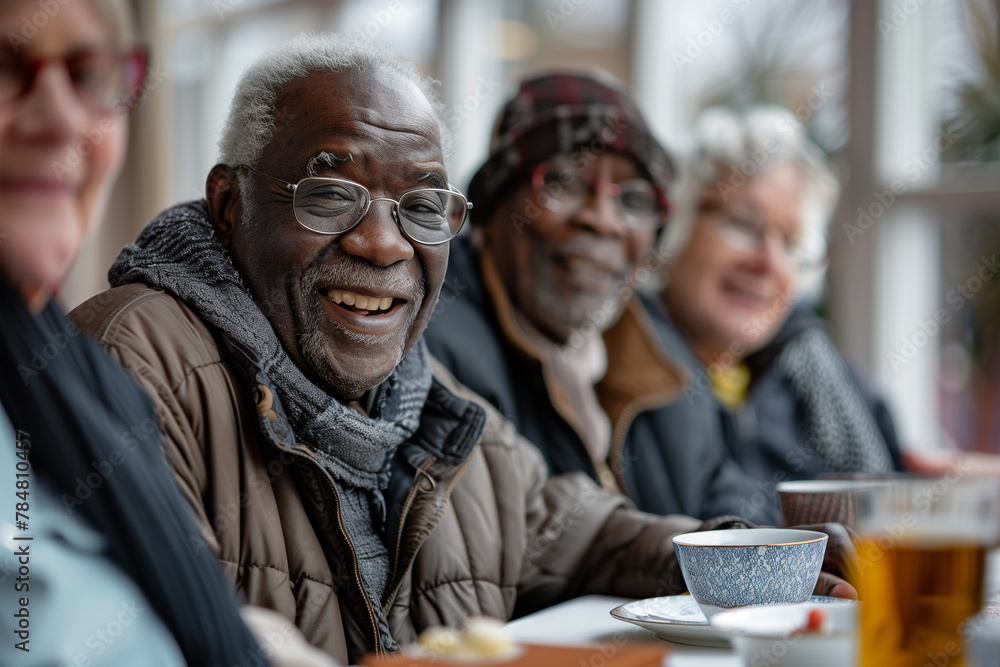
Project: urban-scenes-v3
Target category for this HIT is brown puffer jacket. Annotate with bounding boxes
[71,284,745,664]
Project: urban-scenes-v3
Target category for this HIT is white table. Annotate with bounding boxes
[504,595,741,667]
[503,549,1000,667]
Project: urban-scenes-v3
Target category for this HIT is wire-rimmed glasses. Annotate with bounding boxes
[241,165,471,246]
[701,201,827,274]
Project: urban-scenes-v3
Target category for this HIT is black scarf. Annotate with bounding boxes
[0,277,268,667]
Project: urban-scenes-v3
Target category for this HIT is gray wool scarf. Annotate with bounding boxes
[109,200,433,621]
[776,328,894,474]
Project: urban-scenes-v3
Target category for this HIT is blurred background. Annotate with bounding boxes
[65,0,999,456]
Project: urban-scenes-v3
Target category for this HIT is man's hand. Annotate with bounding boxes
[814,572,858,600]
[793,522,859,600]
[241,606,339,667]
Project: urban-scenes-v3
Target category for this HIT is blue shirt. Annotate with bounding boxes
[0,405,185,667]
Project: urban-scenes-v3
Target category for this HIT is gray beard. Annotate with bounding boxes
[297,256,425,399]
[528,244,624,342]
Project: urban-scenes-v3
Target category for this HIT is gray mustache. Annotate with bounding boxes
[301,255,425,302]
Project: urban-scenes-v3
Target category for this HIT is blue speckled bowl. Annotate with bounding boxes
[673,528,828,619]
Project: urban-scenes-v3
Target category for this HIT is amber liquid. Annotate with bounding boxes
[855,540,987,667]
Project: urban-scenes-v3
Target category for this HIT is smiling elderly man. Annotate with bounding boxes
[423,71,779,525]
[72,36,853,664]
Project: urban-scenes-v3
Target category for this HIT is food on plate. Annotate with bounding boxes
[416,626,462,653]
[416,616,517,661]
[790,608,830,635]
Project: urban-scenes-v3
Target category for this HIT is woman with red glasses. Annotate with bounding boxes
[0,2,297,665]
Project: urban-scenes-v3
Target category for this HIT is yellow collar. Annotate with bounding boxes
[710,363,752,410]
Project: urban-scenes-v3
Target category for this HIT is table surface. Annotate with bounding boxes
[503,548,1000,667]
[504,595,740,667]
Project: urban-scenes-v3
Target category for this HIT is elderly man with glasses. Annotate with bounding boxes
[424,71,778,525]
[73,39,853,663]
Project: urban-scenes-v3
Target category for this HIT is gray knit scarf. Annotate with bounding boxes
[776,328,894,474]
[109,200,432,617]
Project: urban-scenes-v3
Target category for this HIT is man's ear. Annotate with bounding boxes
[206,164,241,247]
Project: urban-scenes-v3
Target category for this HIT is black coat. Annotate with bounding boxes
[425,236,780,525]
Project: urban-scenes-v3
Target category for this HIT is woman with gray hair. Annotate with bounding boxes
[659,106,904,503]
[0,2,333,665]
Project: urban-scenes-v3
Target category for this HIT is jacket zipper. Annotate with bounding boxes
[282,445,382,656]
[383,457,436,612]
[322,474,382,656]
[383,447,480,612]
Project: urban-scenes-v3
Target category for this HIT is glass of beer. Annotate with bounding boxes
[853,476,999,667]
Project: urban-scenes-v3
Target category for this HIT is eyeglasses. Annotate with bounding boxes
[530,160,670,230]
[0,48,148,112]
[241,165,472,245]
[701,203,827,273]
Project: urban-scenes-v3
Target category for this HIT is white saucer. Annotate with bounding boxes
[609,595,852,648]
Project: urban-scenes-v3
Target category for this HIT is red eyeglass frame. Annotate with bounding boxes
[0,47,149,112]
[530,160,672,222]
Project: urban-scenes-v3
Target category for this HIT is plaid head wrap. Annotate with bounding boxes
[467,70,675,224]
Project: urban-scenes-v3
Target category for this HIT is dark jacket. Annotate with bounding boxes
[718,306,905,486]
[425,236,779,525]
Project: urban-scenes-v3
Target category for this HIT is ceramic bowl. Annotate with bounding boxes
[966,606,1000,667]
[710,601,857,667]
[672,528,827,619]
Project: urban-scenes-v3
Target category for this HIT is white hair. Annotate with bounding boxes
[660,105,840,265]
[217,33,451,233]
[217,33,451,168]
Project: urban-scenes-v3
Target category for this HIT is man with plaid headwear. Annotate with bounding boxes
[425,71,778,524]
